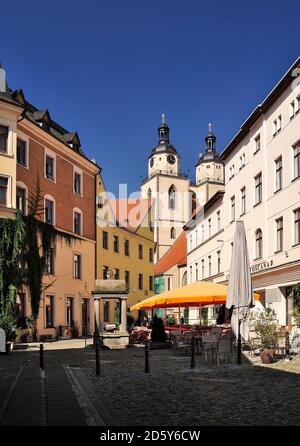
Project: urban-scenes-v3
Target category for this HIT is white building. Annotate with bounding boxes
[186,57,300,326]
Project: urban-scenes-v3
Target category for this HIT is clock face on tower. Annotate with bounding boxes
[167,154,176,165]
[150,158,154,167]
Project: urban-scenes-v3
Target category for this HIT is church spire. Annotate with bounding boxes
[205,122,216,153]
[157,113,169,143]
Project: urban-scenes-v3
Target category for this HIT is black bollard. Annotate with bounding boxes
[145,340,150,373]
[95,333,101,376]
[40,344,45,379]
[190,336,196,369]
[237,319,242,365]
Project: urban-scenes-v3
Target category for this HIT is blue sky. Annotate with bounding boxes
[1,0,299,195]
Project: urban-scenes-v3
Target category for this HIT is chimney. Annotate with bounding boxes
[0,63,8,93]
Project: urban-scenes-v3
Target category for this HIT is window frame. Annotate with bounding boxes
[44,148,56,182]
[44,195,55,226]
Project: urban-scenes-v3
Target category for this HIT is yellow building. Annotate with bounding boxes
[96,173,155,322]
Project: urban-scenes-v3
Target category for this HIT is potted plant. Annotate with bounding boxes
[254,308,278,364]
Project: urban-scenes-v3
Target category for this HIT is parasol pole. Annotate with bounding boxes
[179,306,181,328]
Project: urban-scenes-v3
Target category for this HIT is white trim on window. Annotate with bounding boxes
[44,147,56,183]
[73,165,83,196]
[0,174,12,208]
[0,118,13,157]
[73,207,83,236]
[44,194,56,226]
[16,181,28,215]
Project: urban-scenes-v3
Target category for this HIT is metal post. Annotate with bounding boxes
[237,319,242,365]
[145,340,150,373]
[40,344,45,379]
[94,332,101,376]
[190,336,196,369]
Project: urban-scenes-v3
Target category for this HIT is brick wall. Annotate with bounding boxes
[17,124,96,241]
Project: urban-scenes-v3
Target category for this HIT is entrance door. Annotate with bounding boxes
[82,299,90,336]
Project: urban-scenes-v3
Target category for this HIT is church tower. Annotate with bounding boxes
[192,124,225,204]
[141,115,192,262]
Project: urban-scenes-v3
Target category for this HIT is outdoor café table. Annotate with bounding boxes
[165,326,190,332]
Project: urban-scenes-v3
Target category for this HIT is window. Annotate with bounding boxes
[138,274,143,290]
[275,157,282,191]
[273,115,282,136]
[138,244,143,259]
[254,134,261,154]
[124,239,130,256]
[170,227,176,239]
[201,259,205,279]
[74,172,82,195]
[16,293,26,320]
[294,145,300,179]
[168,185,176,209]
[45,198,54,225]
[230,196,235,222]
[255,229,263,259]
[114,268,120,280]
[168,277,171,291]
[240,153,245,169]
[102,231,109,249]
[276,217,283,252]
[294,208,300,245]
[17,139,27,166]
[254,173,262,205]
[217,251,221,274]
[189,265,192,283]
[195,230,198,246]
[0,125,8,154]
[74,211,82,235]
[125,270,130,288]
[45,155,55,181]
[104,301,110,322]
[113,235,119,253]
[195,263,198,281]
[16,187,26,214]
[290,100,296,119]
[208,255,212,277]
[45,295,54,328]
[66,297,74,325]
[45,247,55,275]
[73,254,82,279]
[149,276,153,291]
[201,224,204,242]
[238,187,245,216]
[149,248,153,263]
[217,211,221,231]
[103,265,109,279]
[0,177,8,206]
[208,219,212,237]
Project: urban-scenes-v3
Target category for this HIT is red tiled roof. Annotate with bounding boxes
[154,231,187,274]
[110,198,153,232]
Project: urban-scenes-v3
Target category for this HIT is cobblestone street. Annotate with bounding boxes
[0,340,300,426]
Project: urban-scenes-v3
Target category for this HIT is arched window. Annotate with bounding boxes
[255,229,263,259]
[44,195,55,226]
[16,181,28,215]
[147,188,152,199]
[170,227,176,239]
[73,207,83,236]
[168,185,176,210]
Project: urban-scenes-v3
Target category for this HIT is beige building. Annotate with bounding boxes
[96,174,155,317]
[186,56,300,326]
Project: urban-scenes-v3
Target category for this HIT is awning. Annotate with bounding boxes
[130,280,260,311]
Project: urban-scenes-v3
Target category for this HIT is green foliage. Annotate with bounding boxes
[114,303,120,327]
[253,307,278,349]
[293,283,300,328]
[202,307,208,326]
[183,307,189,324]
